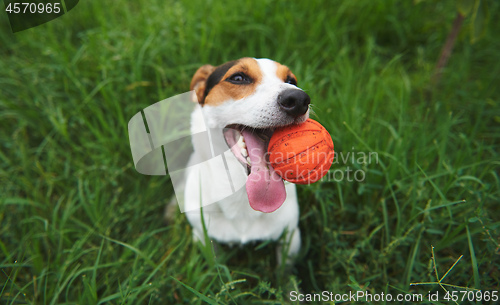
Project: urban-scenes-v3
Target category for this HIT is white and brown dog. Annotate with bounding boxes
[183,57,310,263]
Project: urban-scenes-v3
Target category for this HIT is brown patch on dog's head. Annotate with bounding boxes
[203,58,264,106]
[191,58,268,106]
[276,64,298,86]
[190,64,216,103]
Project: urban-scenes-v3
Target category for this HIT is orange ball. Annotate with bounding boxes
[268,119,334,184]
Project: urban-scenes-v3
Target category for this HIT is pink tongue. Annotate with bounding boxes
[242,129,286,213]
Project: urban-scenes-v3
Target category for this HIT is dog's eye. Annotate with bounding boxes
[226,73,252,84]
[285,76,297,86]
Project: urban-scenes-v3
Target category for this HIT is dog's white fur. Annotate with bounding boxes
[183,58,308,262]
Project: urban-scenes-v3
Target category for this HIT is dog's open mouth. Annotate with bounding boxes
[223,125,286,213]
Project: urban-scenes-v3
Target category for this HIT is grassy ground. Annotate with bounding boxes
[1,0,499,304]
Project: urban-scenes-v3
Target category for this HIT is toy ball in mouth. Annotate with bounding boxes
[268,119,334,185]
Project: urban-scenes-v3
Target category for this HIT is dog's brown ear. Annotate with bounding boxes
[190,64,215,103]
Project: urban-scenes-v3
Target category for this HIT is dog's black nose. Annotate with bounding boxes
[277,89,310,117]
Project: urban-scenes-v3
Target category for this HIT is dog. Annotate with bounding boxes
[182,57,310,264]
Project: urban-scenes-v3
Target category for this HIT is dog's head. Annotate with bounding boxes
[191,57,310,128]
[190,58,310,213]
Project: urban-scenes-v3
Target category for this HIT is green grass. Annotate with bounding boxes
[1,0,499,304]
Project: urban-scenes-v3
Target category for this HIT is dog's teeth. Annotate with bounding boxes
[241,148,248,157]
[246,157,251,164]
[237,135,246,148]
